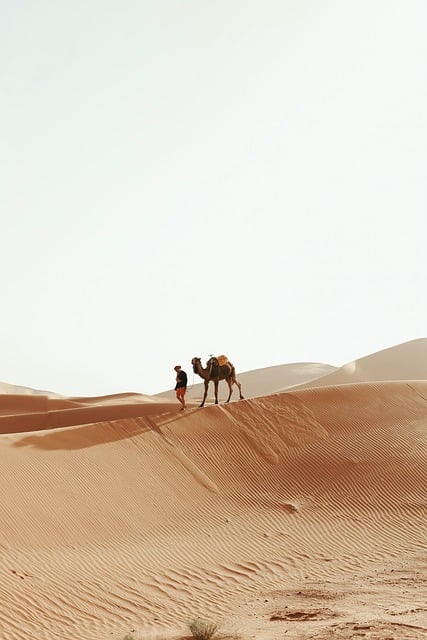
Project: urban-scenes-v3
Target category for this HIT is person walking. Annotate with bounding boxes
[174,365,187,410]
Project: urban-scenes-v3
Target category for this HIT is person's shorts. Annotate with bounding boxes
[176,386,186,395]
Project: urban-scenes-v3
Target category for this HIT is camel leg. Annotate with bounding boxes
[214,380,219,404]
[234,378,244,400]
[225,378,233,402]
[200,380,209,407]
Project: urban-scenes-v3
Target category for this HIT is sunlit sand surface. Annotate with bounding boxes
[0,339,426,639]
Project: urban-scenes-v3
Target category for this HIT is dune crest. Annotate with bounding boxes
[294,337,427,389]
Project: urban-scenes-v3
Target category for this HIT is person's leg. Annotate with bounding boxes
[176,388,186,409]
[178,387,186,409]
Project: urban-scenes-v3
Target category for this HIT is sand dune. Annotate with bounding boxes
[0,340,426,640]
[0,392,178,434]
[294,337,427,390]
[158,338,427,405]
[0,380,64,398]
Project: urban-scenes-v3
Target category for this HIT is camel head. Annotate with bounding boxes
[191,357,201,373]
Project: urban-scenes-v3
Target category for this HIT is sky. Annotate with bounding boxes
[1,0,426,396]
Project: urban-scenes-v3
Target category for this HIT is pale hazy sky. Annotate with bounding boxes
[1,0,426,396]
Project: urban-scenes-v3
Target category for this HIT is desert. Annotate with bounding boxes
[2,1,426,637]
[0,339,426,640]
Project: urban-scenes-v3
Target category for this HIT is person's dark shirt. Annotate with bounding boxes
[175,370,187,389]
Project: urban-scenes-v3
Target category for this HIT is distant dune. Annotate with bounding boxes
[0,380,64,397]
[293,337,427,390]
[0,339,426,640]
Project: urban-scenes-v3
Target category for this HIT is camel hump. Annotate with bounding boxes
[216,354,229,367]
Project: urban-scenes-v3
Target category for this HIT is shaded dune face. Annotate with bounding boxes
[0,378,426,640]
[0,393,178,434]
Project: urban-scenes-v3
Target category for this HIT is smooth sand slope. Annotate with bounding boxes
[293,337,427,390]
[0,341,426,640]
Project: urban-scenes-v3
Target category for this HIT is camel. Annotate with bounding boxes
[191,356,245,407]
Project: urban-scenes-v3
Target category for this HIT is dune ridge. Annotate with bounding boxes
[0,341,426,640]
[294,337,427,390]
